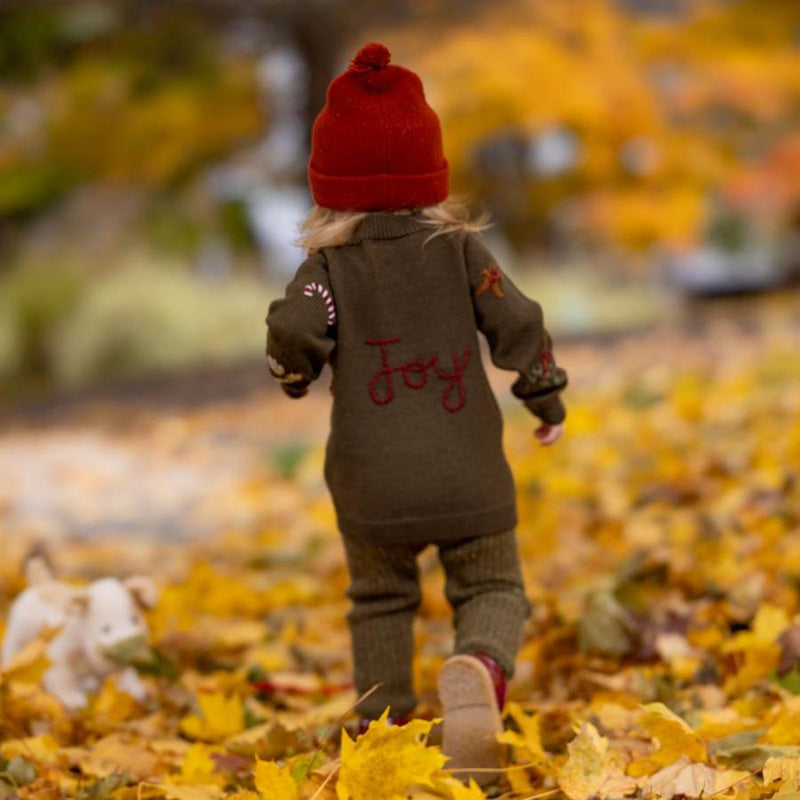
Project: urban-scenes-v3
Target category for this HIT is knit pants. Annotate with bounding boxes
[340,528,533,720]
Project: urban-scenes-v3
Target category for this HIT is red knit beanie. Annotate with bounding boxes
[308,43,449,211]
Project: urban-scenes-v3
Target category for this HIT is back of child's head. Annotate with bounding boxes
[297,43,489,253]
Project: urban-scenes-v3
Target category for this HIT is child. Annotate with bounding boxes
[265,42,567,785]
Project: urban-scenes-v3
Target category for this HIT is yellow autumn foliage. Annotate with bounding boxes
[336,709,446,800]
[0,310,799,800]
[180,692,246,742]
[253,758,299,800]
[627,702,708,777]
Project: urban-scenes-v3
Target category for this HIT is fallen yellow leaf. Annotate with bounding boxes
[763,756,800,788]
[557,721,637,800]
[336,709,446,800]
[0,637,53,685]
[645,755,750,799]
[89,676,142,729]
[0,734,61,764]
[175,743,224,786]
[628,702,707,776]
[157,786,225,800]
[254,757,299,800]
[67,733,162,781]
[180,692,245,742]
[763,699,800,746]
[496,702,549,771]
[438,777,487,799]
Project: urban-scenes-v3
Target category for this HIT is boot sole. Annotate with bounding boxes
[437,654,505,787]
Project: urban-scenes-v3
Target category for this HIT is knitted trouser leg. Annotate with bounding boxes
[438,529,533,679]
[340,531,427,720]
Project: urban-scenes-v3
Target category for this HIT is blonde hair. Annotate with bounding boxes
[295,194,491,254]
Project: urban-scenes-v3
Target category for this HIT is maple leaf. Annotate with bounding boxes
[578,590,639,656]
[763,698,800,745]
[11,775,63,800]
[721,604,790,693]
[88,677,142,731]
[714,743,800,773]
[225,721,305,761]
[627,702,708,776]
[497,702,550,771]
[440,777,487,799]
[336,709,446,800]
[418,773,488,799]
[173,743,225,786]
[0,637,53,685]
[74,771,130,800]
[556,721,637,800]
[180,692,246,742]
[157,787,226,800]
[2,757,36,787]
[763,756,800,788]
[645,755,750,799]
[288,751,324,784]
[254,758,299,800]
[1,681,69,737]
[68,733,162,782]
[0,734,61,765]
[410,776,487,798]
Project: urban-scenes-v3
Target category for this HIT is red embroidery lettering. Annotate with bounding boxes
[434,348,470,413]
[365,337,401,405]
[365,337,470,413]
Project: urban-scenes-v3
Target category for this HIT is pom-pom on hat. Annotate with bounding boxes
[308,42,449,211]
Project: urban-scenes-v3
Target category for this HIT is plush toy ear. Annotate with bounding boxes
[66,588,90,616]
[124,576,159,609]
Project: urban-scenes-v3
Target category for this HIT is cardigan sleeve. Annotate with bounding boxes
[463,231,568,425]
[265,250,336,398]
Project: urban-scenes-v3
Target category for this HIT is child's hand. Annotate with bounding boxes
[534,422,564,446]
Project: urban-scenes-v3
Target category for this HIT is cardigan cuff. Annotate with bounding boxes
[522,392,566,425]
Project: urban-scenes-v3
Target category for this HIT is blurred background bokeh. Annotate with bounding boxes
[1,0,798,396]
[2,7,800,784]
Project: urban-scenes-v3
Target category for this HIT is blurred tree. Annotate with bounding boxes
[146,0,494,157]
[0,0,491,243]
[395,0,800,250]
[0,0,798,254]
[0,2,262,215]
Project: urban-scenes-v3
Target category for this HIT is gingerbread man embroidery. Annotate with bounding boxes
[474,265,504,298]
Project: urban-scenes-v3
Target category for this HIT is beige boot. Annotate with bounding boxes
[437,653,506,787]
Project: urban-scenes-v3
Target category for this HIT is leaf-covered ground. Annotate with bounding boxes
[1,299,800,800]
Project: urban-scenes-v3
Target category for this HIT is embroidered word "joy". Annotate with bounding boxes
[365,337,471,413]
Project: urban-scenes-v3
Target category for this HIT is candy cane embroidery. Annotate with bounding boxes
[303,282,337,325]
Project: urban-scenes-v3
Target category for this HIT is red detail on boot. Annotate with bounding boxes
[470,651,507,711]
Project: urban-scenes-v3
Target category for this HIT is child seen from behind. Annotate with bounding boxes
[265,42,568,787]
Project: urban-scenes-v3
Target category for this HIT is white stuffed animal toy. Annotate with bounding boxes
[1,555,159,710]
